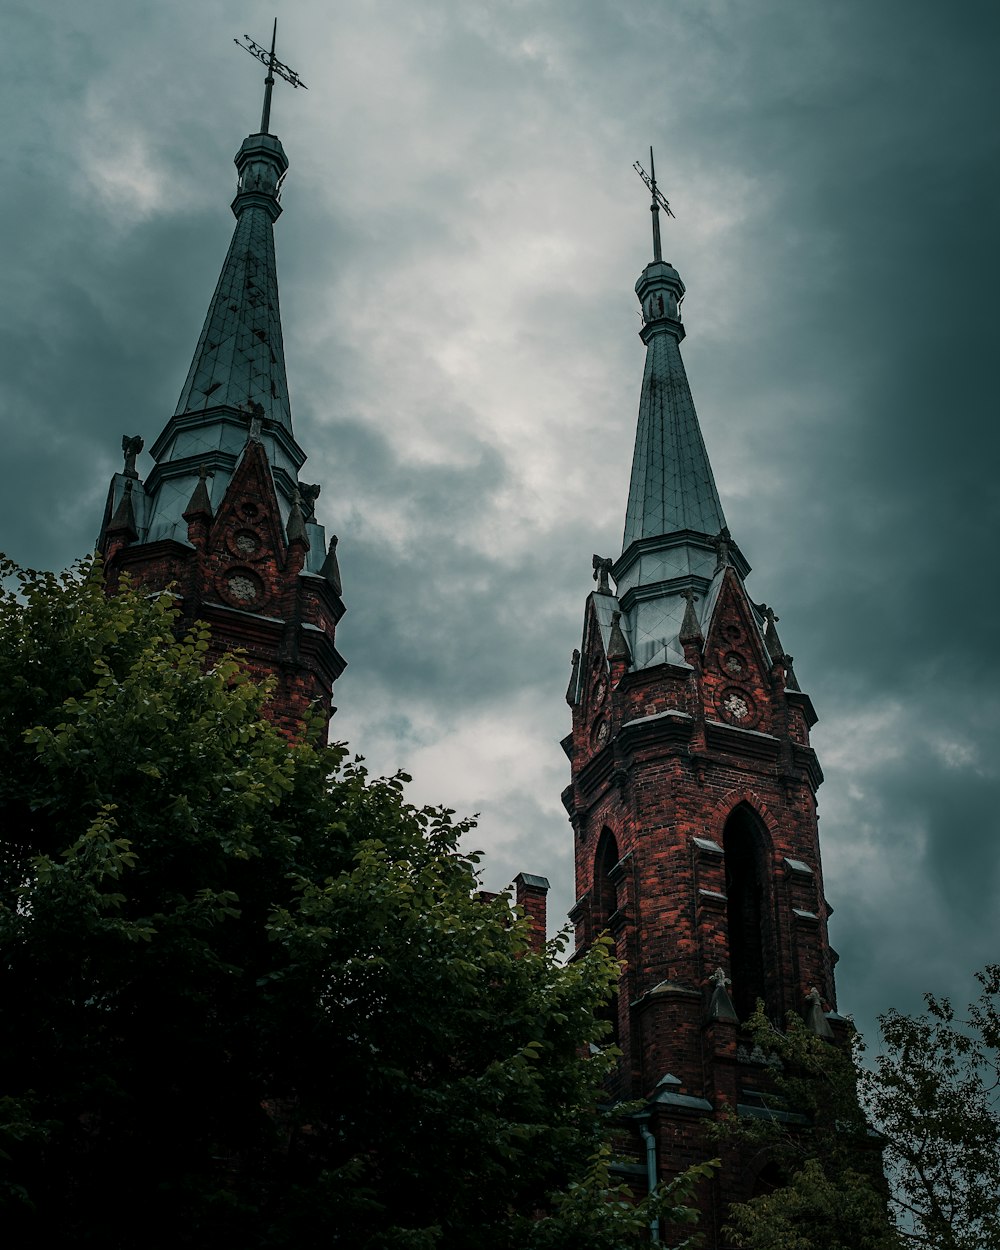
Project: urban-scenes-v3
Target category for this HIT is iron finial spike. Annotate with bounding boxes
[260,17,278,133]
[649,145,662,262]
[633,148,674,264]
[234,20,307,137]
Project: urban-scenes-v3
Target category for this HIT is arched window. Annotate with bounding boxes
[751,1161,784,1198]
[593,828,622,1045]
[723,805,772,1021]
[593,828,620,929]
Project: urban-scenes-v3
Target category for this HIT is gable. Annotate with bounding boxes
[700,569,776,733]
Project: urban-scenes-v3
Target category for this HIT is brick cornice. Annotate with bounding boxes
[791,743,824,790]
[618,709,695,756]
[112,537,195,569]
[575,743,617,801]
[704,719,781,762]
[786,688,819,728]
[298,570,347,624]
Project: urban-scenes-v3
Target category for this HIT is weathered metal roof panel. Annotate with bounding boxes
[622,330,726,549]
[173,203,292,430]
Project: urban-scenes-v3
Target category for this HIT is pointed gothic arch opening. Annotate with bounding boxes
[750,1160,785,1198]
[723,804,774,1021]
[592,827,622,1046]
[593,828,620,931]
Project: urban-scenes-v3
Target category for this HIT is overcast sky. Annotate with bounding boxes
[3,0,998,1052]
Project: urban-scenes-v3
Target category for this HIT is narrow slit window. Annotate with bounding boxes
[723,805,772,1021]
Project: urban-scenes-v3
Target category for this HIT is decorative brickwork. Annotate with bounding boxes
[102,438,345,738]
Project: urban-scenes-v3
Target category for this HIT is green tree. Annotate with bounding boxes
[717,1008,899,1250]
[861,968,1000,1250]
[0,557,714,1248]
[720,972,1000,1250]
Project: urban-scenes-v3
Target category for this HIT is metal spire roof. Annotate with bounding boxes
[97,31,339,589]
[169,22,310,430]
[611,158,747,670]
[118,33,315,549]
[172,188,292,429]
[622,328,726,545]
[174,23,307,429]
[135,128,304,545]
[621,154,725,548]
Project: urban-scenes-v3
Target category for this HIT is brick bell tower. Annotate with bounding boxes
[562,156,846,1236]
[98,30,345,738]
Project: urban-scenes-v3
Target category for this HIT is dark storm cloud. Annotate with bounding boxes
[614,4,1000,1046]
[0,200,233,559]
[2,0,998,1053]
[323,403,613,720]
[822,730,1000,1024]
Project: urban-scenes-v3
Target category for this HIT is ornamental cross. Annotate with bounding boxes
[235,19,308,135]
[709,967,732,990]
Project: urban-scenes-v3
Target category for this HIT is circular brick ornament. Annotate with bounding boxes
[223,569,263,606]
[723,650,746,675]
[591,717,610,749]
[228,528,264,560]
[717,686,758,727]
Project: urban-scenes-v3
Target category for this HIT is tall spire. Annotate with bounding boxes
[97,31,346,738]
[135,29,311,546]
[564,156,837,1250]
[611,156,746,669]
[621,320,726,544]
[171,134,292,429]
[173,22,309,432]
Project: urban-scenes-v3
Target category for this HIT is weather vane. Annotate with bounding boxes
[234,19,308,136]
[633,147,674,263]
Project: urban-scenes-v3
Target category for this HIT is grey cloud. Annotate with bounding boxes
[2,0,998,1055]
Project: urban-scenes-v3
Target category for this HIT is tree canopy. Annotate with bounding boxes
[0,557,713,1248]
[718,1007,899,1250]
[719,971,1000,1250]
[862,968,1000,1250]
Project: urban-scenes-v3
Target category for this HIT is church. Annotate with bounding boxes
[95,41,850,1245]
